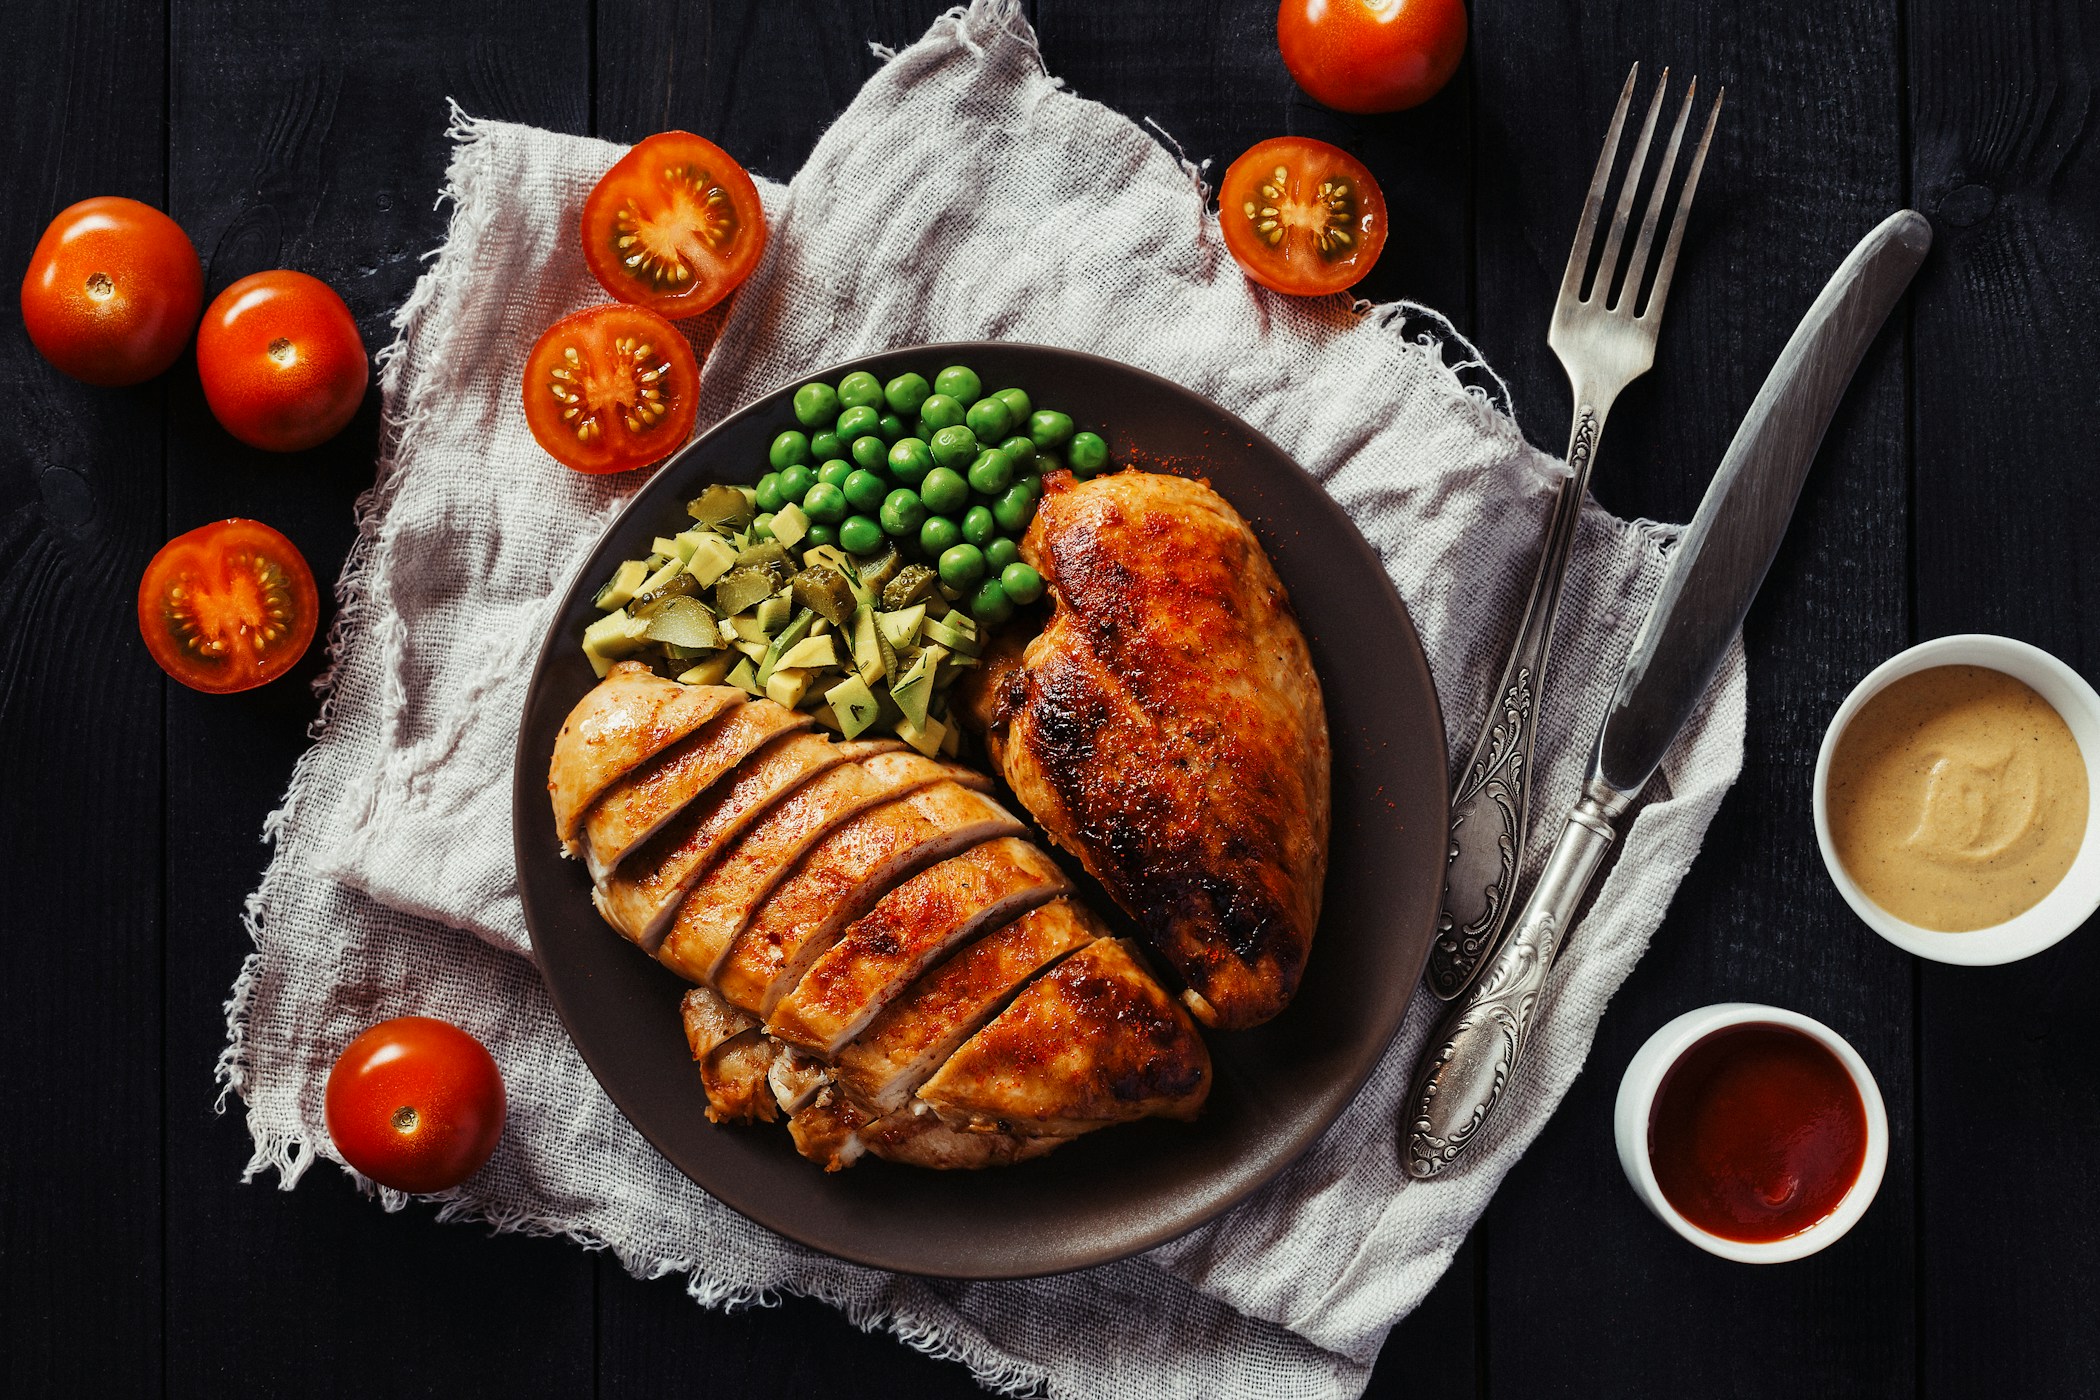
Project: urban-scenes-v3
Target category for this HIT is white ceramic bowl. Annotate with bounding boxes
[1615,1003,1889,1263]
[1811,633,2100,965]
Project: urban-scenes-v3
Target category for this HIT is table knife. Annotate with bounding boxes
[1402,208,1933,1180]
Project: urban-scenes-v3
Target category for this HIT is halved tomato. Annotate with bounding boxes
[1217,137,1389,297]
[139,519,319,693]
[581,131,767,319]
[522,304,700,474]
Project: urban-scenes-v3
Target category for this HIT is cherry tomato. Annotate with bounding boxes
[1277,0,1467,114]
[522,303,700,474]
[581,131,767,319]
[195,270,369,452]
[324,1017,506,1195]
[20,196,203,386]
[1217,137,1389,297]
[138,519,319,694]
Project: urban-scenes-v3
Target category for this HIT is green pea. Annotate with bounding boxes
[934,365,982,403]
[837,370,884,410]
[985,537,1022,571]
[777,463,816,505]
[919,393,967,432]
[929,425,979,470]
[752,512,776,541]
[992,483,1035,533]
[938,542,987,589]
[920,516,962,556]
[810,430,844,461]
[843,468,891,513]
[817,458,854,489]
[769,430,812,470]
[836,404,881,441]
[961,505,997,547]
[1068,431,1109,474]
[840,514,884,555]
[755,472,785,514]
[994,388,1032,422]
[880,488,927,537]
[885,372,932,416]
[793,383,840,429]
[1033,448,1064,476]
[804,523,838,549]
[1017,468,1043,501]
[965,396,1014,443]
[1028,410,1074,449]
[802,482,848,524]
[998,434,1038,471]
[851,434,889,472]
[879,413,906,441]
[968,577,1013,626]
[887,437,934,483]
[920,466,970,516]
[1000,562,1045,605]
[967,448,1014,496]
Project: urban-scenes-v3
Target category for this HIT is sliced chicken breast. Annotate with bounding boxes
[583,699,811,879]
[916,938,1211,1136]
[711,777,1024,1017]
[833,896,1104,1116]
[548,663,743,851]
[787,1093,1063,1172]
[698,1028,781,1124]
[765,837,1072,1057]
[654,750,951,985]
[679,985,759,1058]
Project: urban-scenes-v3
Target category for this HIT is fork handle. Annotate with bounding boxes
[1426,397,1611,1001]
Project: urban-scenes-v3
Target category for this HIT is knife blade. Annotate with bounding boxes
[1401,209,1932,1180]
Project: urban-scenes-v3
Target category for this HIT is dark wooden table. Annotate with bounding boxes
[6,1,2095,1395]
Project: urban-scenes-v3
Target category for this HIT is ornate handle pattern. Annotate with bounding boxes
[1427,403,1605,1000]
[1406,789,1623,1180]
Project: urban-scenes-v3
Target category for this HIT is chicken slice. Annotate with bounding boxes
[548,662,743,852]
[583,699,811,879]
[832,896,1105,1116]
[698,1029,781,1124]
[916,938,1211,1135]
[787,1093,1063,1172]
[595,733,891,952]
[679,985,759,1058]
[711,776,1023,1017]
[765,838,1072,1057]
[654,749,943,986]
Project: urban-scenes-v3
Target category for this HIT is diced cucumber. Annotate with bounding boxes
[638,556,687,600]
[581,608,651,678]
[765,665,815,709]
[677,653,738,686]
[652,535,684,561]
[684,532,739,588]
[824,674,880,739]
[811,703,844,733]
[754,592,792,636]
[727,657,762,695]
[893,711,946,759]
[593,558,650,612]
[939,717,961,757]
[877,604,927,650]
[757,609,816,686]
[735,639,769,662]
[778,634,838,671]
[889,647,935,730]
[772,502,811,549]
[922,613,980,656]
[849,604,884,686]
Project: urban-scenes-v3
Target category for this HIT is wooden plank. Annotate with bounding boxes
[1907,4,2100,1396]
[0,1,168,1394]
[1471,2,1916,1394]
[158,1,597,1395]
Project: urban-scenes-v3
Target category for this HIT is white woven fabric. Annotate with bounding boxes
[220,4,1747,1396]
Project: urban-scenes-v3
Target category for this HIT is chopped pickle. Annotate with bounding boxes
[713,566,777,618]
[727,656,762,695]
[800,545,861,583]
[824,674,880,739]
[854,543,903,597]
[882,564,938,611]
[736,540,790,574]
[772,502,811,548]
[593,558,650,612]
[635,594,722,650]
[876,604,926,650]
[791,565,857,626]
[685,533,739,588]
[756,608,816,686]
[638,556,687,600]
[688,484,755,530]
[777,634,838,670]
[676,652,737,686]
[633,568,700,609]
[753,592,793,636]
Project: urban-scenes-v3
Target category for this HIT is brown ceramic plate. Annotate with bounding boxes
[513,343,1447,1279]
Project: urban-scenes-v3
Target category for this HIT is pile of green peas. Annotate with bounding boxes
[750,363,1112,627]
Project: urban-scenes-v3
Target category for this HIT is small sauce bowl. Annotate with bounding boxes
[1813,633,2100,965]
[1614,1003,1888,1263]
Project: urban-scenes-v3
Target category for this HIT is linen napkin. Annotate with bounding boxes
[220,3,1747,1396]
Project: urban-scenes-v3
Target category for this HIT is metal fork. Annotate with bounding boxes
[1427,65,1723,1001]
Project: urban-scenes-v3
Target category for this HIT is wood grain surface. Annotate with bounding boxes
[3,1,2093,1396]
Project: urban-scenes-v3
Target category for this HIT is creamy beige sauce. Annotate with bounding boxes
[1828,665,2087,931]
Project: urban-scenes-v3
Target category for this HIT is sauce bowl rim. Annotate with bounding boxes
[1613,1002,1890,1264]
[1810,632,2100,966]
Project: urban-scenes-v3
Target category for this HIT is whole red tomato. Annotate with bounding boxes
[324,1017,506,1194]
[196,269,369,451]
[20,196,203,385]
[1277,0,1467,114]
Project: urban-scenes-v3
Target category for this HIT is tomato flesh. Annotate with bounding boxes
[324,1017,506,1195]
[138,519,319,694]
[1218,138,1389,297]
[523,304,699,474]
[1277,0,1467,115]
[582,131,767,319]
[196,270,370,452]
[20,196,203,386]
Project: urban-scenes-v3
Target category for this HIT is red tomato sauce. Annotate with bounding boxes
[1647,1023,1867,1243]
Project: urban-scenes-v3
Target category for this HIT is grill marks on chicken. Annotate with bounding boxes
[962,472,1331,1030]
[552,661,1213,1170]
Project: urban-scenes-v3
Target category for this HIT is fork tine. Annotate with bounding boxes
[1592,69,1670,305]
[1616,77,1698,313]
[1639,87,1724,322]
[1558,65,1640,305]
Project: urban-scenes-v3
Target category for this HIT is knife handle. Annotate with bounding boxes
[1404,781,1630,1180]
